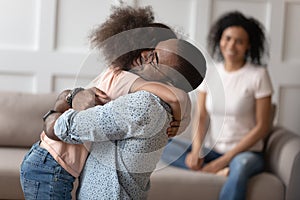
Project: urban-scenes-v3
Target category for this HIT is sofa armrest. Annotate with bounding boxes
[264,126,300,200]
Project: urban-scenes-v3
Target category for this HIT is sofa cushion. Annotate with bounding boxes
[149,162,284,200]
[0,91,57,147]
[149,162,225,200]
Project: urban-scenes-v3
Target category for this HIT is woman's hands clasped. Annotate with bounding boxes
[185,152,203,170]
[185,152,230,176]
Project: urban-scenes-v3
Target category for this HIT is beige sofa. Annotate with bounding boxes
[0,91,299,200]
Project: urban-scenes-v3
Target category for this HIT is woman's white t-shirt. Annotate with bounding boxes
[198,62,273,153]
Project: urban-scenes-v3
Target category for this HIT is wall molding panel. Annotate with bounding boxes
[282,1,300,63]
[0,72,34,92]
[278,85,300,134]
[0,0,39,50]
[52,74,95,93]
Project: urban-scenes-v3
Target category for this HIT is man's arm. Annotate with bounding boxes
[54,91,170,144]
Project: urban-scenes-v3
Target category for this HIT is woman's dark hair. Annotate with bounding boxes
[207,11,269,66]
[89,6,177,70]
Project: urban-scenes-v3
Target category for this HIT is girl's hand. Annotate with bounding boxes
[167,92,191,137]
[167,120,180,137]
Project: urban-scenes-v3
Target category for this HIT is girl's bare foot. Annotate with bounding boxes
[216,167,229,177]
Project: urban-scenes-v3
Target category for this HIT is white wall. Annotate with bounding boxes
[0,0,300,135]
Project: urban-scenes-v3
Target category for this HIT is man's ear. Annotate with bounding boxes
[140,51,152,64]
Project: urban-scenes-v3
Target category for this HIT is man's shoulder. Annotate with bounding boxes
[124,91,161,106]
[130,91,171,113]
[109,90,156,103]
[106,90,167,120]
[128,90,158,99]
[115,91,166,109]
[110,90,171,114]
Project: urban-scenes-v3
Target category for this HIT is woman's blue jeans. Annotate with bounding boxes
[161,138,265,200]
[20,142,75,200]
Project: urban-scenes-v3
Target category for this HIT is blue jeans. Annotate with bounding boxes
[161,138,264,200]
[20,142,75,200]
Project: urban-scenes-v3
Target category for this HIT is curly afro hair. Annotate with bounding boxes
[207,11,269,66]
[89,5,177,70]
